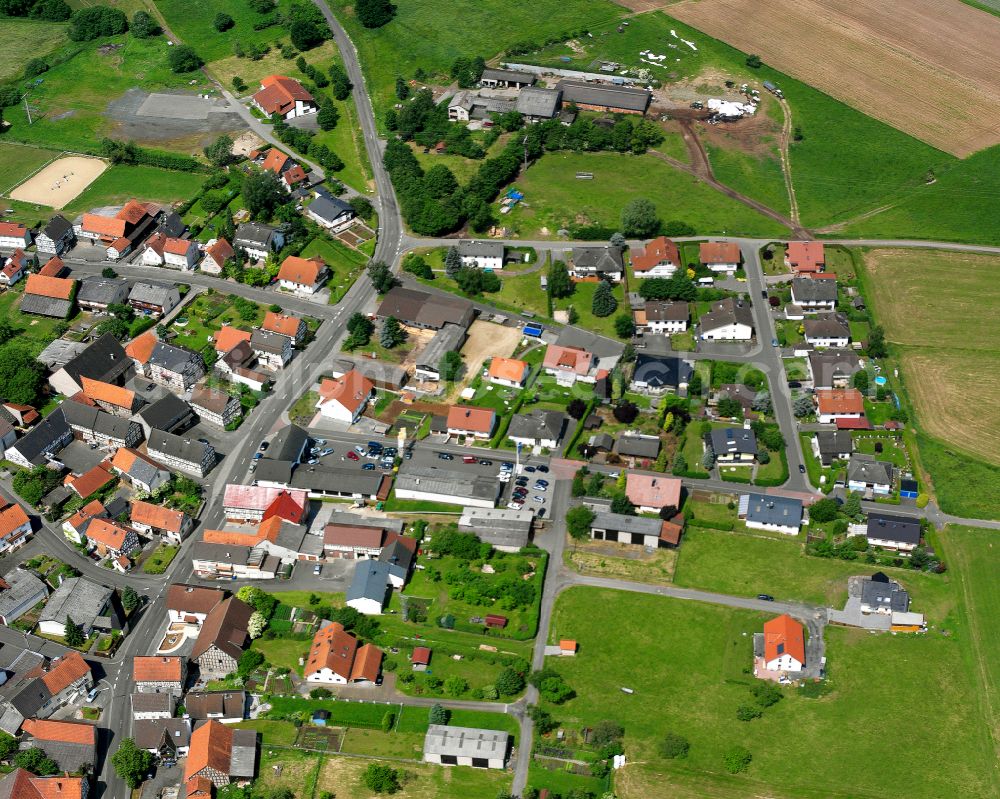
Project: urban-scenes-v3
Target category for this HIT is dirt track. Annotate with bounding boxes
[10,156,107,208]
[668,0,1000,156]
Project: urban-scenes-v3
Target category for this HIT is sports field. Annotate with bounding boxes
[669,0,1000,156]
[10,156,107,209]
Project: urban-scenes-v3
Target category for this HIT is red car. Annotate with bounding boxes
[346,450,360,461]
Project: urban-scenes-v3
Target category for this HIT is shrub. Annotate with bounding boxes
[736,704,761,721]
[659,732,689,759]
[213,12,234,31]
[723,746,752,773]
[23,58,48,79]
[168,45,203,73]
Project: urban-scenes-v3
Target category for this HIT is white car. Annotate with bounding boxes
[507,501,524,510]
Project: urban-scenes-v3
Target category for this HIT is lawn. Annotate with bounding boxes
[706,139,789,220]
[168,291,270,353]
[255,748,322,799]
[511,151,789,239]
[0,143,66,197]
[300,235,369,304]
[234,718,299,746]
[0,285,78,357]
[141,543,178,574]
[61,165,204,215]
[0,18,68,82]
[381,495,462,513]
[799,433,844,493]
[680,423,710,477]
[551,279,625,339]
[316,755,512,799]
[545,586,997,799]
[252,636,310,674]
[854,432,911,471]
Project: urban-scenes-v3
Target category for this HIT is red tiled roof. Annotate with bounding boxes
[632,236,680,272]
[21,718,96,745]
[700,241,741,265]
[262,490,307,524]
[282,164,307,186]
[40,652,90,694]
[262,311,304,338]
[323,524,384,549]
[277,255,325,286]
[0,503,29,539]
[64,499,105,533]
[131,500,186,533]
[261,149,290,174]
[786,241,825,272]
[164,237,195,256]
[0,221,27,238]
[38,257,64,277]
[116,199,148,225]
[205,238,234,265]
[488,357,529,384]
[816,388,864,415]
[81,213,126,239]
[223,484,309,513]
[253,75,315,116]
[305,621,381,682]
[108,237,130,254]
[836,417,872,430]
[542,344,593,376]
[25,274,74,300]
[213,325,252,353]
[166,584,224,615]
[185,720,233,784]
[81,376,135,410]
[125,332,157,364]
[763,613,805,665]
[85,517,131,549]
[626,473,682,509]
[411,646,431,665]
[446,404,495,434]
[67,462,115,499]
[134,656,184,682]
[318,370,374,415]
[1,769,87,799]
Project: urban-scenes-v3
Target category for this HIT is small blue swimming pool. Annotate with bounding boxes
[874,376,887,386]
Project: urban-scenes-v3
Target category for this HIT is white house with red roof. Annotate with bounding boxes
[252,75,318,120]
[316,370,375,423]
[201,238,235,275]
[625,473,682,514]
[222,484,309,524]
[0,502,32,554]
[632,236,681,278]
[277,255,328,294]
[542,344,595,386]
[757,614,805,676]
[0,221,32,250]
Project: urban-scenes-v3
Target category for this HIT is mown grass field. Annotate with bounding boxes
[545,586,998,799]
[512,151,789,238]
[0,143,66,196]
[0,18,68,82]
[0,285,77,357]
[60,165,204,214]
[317,755,511,799]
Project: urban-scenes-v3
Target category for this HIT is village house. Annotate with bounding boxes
[36,214,75,255]
[124,331,158,375]
[632,236,681,278]
[488,357,530,388]
[446,405,496,439]
[262,311,308,347]
[0,568,48,626]
[700,241,741,275]
[130,500,192,544]
[277,255,328,294]
[0,769,88,798]
[808,350,862,389]
[110,448,171,493]
[859,571,911,615]
[813,430,854,466]
[847,454,894,495]
[146,234,200,270]
[615,434,661,463]
[80,376,142,417]
[0,501,31,556]
[183,719,257,793]
[423,724,511,769]
[569,246,624,282]
[3,408,71,468]
[0,221,31,250]
[133,656,187,696]
[134,717,192,760]
[625,473,682,514]
[554,80,650,114]
[507,410,566,450]
[61,401,143,449]
[234,222,284,261]
[190,596,254,679]
[757,614,805,675]
[147,430,216,478]
[305,622,383,684]
[37,578,119,638]
[200,238,235,275]
[0,251,31,287]
[816,388,865,424]
[260,149,308,192]
[19,718,96,773]
[166,584,226,626]
[21,274,76,318]
[49,333,133,397]
[38,255,65,277]
[315,369,375,424]
[345,560,392,615]
[84,517,140,560]
[190,541,280,580]
[457,240,505,271]
[709,425,758,463]
[134,391,198,437]
[222,484,309,525]
[804,313,851,348]
[699,297,754,341]
[185,690,247,724]
[76,199,155,248]
[860,512,921,552]
[65,461,116,500]
[147,342,205,391]
[785,241,825,274]
[215,341,271,392]
[3,651,93,732]
[61,499,108,544]
[305,194,355,231]
[636,300,689,334]
[250,329,293,370]
[376,286,475,331]
[128,282,180,318]
[739,493,803,536]
[590,511,683,549]
[542,344,595,385]
[0,418,14,454]
[791,276,837,312]
[76,275,130,312]
[251,74,317,119]
[447,91,515,122]
[630,353,692,394]
[132,692,174,720]
[191,384,242,428]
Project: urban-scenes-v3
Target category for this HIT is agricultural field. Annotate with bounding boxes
[60,165,205,215]
[669,0,1000,157]
[544,586,998,799]
[511,151,789,239]
[316,755,511,799]
[0,18,67,82]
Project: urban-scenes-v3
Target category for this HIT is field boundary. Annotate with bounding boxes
[0,146,69,196]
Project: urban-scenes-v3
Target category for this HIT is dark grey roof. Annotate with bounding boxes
[516,87,561,118]
[234,222,278,248]
[7,408,70,464]
[253,459,294,486]
[149,341,200,372]
[555,80,650,112]
[157,211,186,238]
[395,465,499,504]
[129,282,177,308]
[61,401,139,441]
[0,569,47,622]
[791,277,837,303]
[848,454,893,486]
[860,575,910,612]
[815,430,853,456]
[458,508,532,550]
[266,424,309,462]
[865,512,920,545]
[645,301,689,322]
[148,429,211,465]
[482,68,534,84]
[709,426,758,455]
[250,329,290,355]
[456,239,505,258]
[616,434,660,458]
[572,246,623,274]
[37,339,87,369]
[807,350,861,386]
[804,313,850,339]
[37,576,113,629]
[416,324,467,372]
[77,276,129,306]
[700,297,754,332]
[43,215,73,240]
[376,286,474,330]
[741,493,802,527]
[133,718,191,752]
[507,410,566,443]
[184,690,246,720]
[307,195,353,224]
[21,729,95,772]
[138,393,195,432]
[632,354,692,389]
[378,538,414,578]
[591,511,662,536]
[290,464,385,497]
[587,432,614,451]
[131,692,174,714]
[346,560,391,605]
[58,333,132,386]
[20,294,72,318]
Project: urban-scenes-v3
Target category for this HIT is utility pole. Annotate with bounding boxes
[22,93,32,125]
[522,134,528,172]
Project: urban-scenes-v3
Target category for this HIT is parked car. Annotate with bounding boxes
[533,482,548,491]
[354,445,365,455]
[313,564,322,575]
[536,465,549,473]
[799,464,806,473]
[252,452,263,461]
[515,477,528,486]
[532,496,545,503]
[771,338,779,347]
[462,455,477,464]
[535,479,549,487]
[307,458,318,465]
[258,441,269,452]
[314,438,327,446]
[761,289,768,299]
[346,450,360,461]
[438,452,454,460]
[757,594,775,602]
[537,508,546,518]
[362,463,376,470]
[319,448,334,457]
[479,459,493,466]
[507,501,524,510]
[367,441,382,450]
[524,466,536,473]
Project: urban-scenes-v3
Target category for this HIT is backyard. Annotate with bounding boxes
[167,291,271,359]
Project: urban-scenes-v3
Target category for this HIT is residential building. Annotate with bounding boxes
[847,454,893,495]
[305,622,383,684]
[0,569,48,626]
[0,503,31,555]
[379,536,415,588]
[542,344,595,385]
[3,408,71,468]
[222,485,308,525]
[133,656,187,695]
[148,342,205,391]
[185,691,247,724]
[305,195,355,231]
[590,511,683,549]
[447,91,514,122]
[345,560,392,615]
[0,222,31,250]
[615,434,661,461]
[554,79,650,114]
[816,388,865,424]
[6,651,93,732]
[190,542,281,580]
[316,369,374,423]
[147,430,216,478]
[515,86,561,121]
[262,311,308,347]
[213,326,252,355]
[480,68,534,88]
[125,331,158,375]
[62,401,143,449]
[250,329,293,370]
[142,233,199,269]
[859,572,911,614]
[62,499,107,545]
[191,385,242,428]
[265,424,311,464]
[761,614,805,673]
[814,430,853,466]
[0,255,26,288]
[423,725,510,769]
[134,717,192,759]
[0,769,88,798]
[630,354,692,394]
[21,274,75,318]
[487,357,529,388]
[699,297,754,341]
[569,246,624,282]
[446,405,496,439]
[234,222,284,261]
[84,518,140,559]
[130,500,191,544]
[457,240,504,271]
[700,241,741,274]
[110,448,171,493]
[804,313,851,348]
[190,596,254,679]
[215,341,272,392]
[136,394,197,438]
[183,720,257,792]
[785,241,825,274]
[18,718,96,773]
[200,515,320,565]
[37,578,118,638]
[807,350,861,389]
[458,508,533,552]
[201,237,235,274]
[739,493,803,535]
[167,584,226,626]
[625,474,682,514]
[251,74,317,119]
[131,692,174,720]
[66,462,116,500]
[79,376,141,417]
[329,355,408,392]
[862,512,921,552]
[37,255,63,277]
[632,236,681,278]
[35,214,75,255]
[507,410,566,449]
[414,324,467,381]
[76,199,153,245]
[277,255,328,294]
[637,300,688,334]
[128,282,180,318]
[49,334,133,397]
[323,523,393,560]
[791,277,837,312]
[0,418,14,454]
[289,464,392,502]
[376,286,474,330]
[709,426,758,463]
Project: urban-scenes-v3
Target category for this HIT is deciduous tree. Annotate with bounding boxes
[111,739,154,788]
[620,198,660,238]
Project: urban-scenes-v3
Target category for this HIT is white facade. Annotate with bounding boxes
[645,317,687,334]
[0,229,31,249]
[700,322,753,341]
[634,262,677,279]
[394,485,494,509]
[849,478,891,495]
[142,247,165,267]
[745,518,800,536]
[708,261,738,274]
[305,667,348,685]
[806,333,850,348]
[278,276,325,294]
[764,652,803,672]
[817,410,862,425]
[508,433,559,449]
[164,245,199,270]
[345,596,384,616]
[460,253,503,271]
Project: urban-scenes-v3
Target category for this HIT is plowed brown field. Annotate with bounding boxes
[662,0,1000,156]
